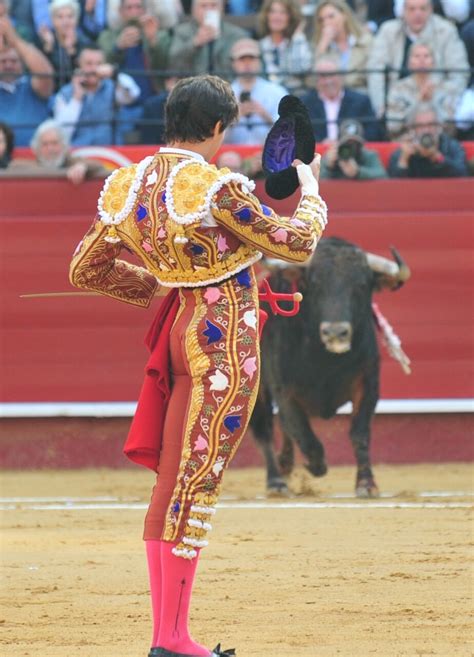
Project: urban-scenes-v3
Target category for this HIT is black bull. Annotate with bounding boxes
[250,237,410,497]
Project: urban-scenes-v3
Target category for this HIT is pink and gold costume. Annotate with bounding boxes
[70,147,327,559]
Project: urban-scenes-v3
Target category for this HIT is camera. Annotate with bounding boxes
[239,91,251,103]
[417,132,436,149]
[337,139,361,161]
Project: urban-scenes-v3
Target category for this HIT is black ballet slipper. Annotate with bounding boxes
[148,649,161,657]
[147,645,236,657]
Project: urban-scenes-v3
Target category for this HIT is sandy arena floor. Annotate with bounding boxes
[1,464,473,657]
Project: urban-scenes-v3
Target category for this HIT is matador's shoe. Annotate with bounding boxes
[148,645,236,657]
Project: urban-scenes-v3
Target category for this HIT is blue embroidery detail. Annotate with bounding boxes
[224,415,242,433]
[161,191,166,203]
[136,204,147,221]
[235,207,251,222]
[261,204,272,216]
[236,269,251,288]
[190,243,205,255]
[203,320,223,345]
[172,501,180,513]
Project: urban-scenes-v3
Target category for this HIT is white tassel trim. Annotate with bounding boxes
[165,160,255,227]
[98,155,154,227]
[182,537,209,548]
[188,518,212,531]
[190,505,216,515]
[172,546,198,559]
[300,194,328,229]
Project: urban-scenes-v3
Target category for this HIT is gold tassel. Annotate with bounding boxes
[104,225,121,243]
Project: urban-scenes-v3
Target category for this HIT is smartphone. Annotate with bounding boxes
[239,91,251,103]
[204,9,220,32]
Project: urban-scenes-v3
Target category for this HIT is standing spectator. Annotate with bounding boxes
[388,103,468,176]
[28,1,108,43]
[99,0,171,99]
[0,121,14,168]
[367,0,469,116]
[257,0,312,93]
[53,45,141,145]
[38,0,92,90]
[4,0,36,42]
[225,37,288,144]
[300,54,381,142]
[313,0,373,93]
[320,119,388,179]
[394,0,471,25]
[168,0,248,79]
[386,41,461,136]
[137,75,178,144]
[107,0,184,30]
[0,15,53,146]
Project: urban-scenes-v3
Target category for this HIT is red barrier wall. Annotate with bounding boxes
[1,176,473,403]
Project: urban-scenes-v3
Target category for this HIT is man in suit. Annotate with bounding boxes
[300,55,381,142]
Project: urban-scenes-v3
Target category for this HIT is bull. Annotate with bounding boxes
[251,236,410,497]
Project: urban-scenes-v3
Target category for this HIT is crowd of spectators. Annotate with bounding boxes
[0,0,472,179]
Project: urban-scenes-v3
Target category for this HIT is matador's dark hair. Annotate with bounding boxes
[164,75,239,144]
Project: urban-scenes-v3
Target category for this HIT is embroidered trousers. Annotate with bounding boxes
[143,269,260,558]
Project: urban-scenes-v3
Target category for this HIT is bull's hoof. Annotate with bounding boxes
[304,461,328,478]
[355,479,380,498]
[267,477,291,497]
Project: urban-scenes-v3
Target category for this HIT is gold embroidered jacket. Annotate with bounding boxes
[69,150,328,307]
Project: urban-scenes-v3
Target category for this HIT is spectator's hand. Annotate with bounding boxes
[398,137,416,167]
[38,24,55,53]
[325,141,338,168]
[239,99,253,117]
[67,162,87,185]
[72,69,87,100]
[317,23,337,53]
[338,158,359,178]
[193,24,218,47]
[140,14,159,45]
[116,25,141,49]
[62,27,78,54]
[416,142,439,161]
[97,63,115,79]
[418,79,435,101]
[0,15,19,48]
[246,100,273,124]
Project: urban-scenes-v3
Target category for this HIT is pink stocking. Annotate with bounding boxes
[157,540,210,656]
[146,540,162,647]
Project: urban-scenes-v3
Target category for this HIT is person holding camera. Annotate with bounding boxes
[53,45,140,145]
[320,119,387,179]
[98,0,171,99]
[388,104,468,177]
[225,37,288,145]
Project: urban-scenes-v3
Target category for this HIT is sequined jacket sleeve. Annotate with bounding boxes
[69,216,158,308]
[211,177,327,264]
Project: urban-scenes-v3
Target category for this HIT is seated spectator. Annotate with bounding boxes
[11,119,108,183]
[168,0,248,79]
[455,84,474,139]
[38,0,92,90]
[0,121,14,168]
[257,0,313,93]
[394,0,472,26]
[99,0,170,100]
[0,15,54,146]
[388,103,468,176]
[23,1,108,44]
[313,0,373,93]
[386,41,461,137]
[53,45,141,145]
[216,148,265,178]
[136,75,178,144]
[367,0,469,116]
[225,37,288,145]
[300,54,381,142]
[320,118,387,179]
[107,0,183,30]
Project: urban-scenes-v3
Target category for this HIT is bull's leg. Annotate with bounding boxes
[250,389,289,494]
[278,396,327,477]
[350,375,379,498]
[278,432,295,476]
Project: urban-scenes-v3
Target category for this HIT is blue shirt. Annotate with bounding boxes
[0,76,50,146]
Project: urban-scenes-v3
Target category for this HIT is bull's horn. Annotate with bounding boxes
[365,248,411,283]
